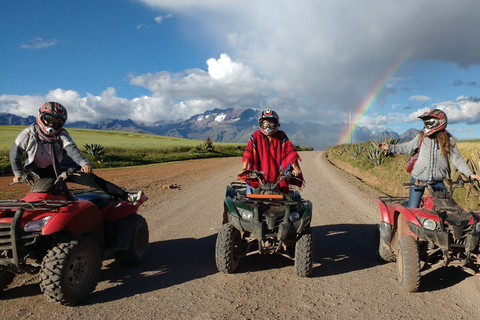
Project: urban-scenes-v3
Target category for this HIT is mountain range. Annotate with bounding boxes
[0,108,418,150]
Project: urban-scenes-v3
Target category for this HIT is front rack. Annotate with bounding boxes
[0,199,72,211]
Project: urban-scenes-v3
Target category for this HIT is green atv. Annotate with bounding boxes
[215,170,314,277]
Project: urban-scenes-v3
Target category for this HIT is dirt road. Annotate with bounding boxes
[1,151,480,319]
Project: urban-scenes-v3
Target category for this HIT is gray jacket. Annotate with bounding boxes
[10,124,90,177]
[389,133,473,182]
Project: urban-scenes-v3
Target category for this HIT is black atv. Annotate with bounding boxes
[215,170,314,277]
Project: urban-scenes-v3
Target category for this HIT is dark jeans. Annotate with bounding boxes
[35,166,128,199]
[407,176,446,208]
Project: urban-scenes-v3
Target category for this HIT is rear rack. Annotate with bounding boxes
[378,196,409,203]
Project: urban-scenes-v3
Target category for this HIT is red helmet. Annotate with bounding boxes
[418,109,447,136]
[258,109,280,136]
[36,102,68,136]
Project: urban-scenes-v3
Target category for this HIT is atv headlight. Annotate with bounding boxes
[422,219,436,231]
[289,212,300,222]
[476,223,480,233]
[24,216,52,232]
[239,209,254,221]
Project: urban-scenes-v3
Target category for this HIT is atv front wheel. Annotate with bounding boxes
[115,214,149,266]
[40,236,102,306]
[295,227,314,277]
[0,270,15,292]
[396,235,420,292]
[215,223,241,273]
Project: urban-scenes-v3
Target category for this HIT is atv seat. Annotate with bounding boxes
[76,193,113,209]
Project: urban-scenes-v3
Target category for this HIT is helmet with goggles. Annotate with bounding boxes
[36,102,68,136]
[258,109,280,136]
[418,109,447,136]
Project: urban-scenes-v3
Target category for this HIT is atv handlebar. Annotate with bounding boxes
[54,168,81,185]
[8,174,35,187]
[237,170,300,190]
[403,179,474,198]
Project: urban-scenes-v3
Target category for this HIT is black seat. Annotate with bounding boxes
[76,193,113,209]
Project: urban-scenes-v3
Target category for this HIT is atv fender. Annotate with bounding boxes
[375,199,394,225]
[42,200,102,236]
[224,197,240,222]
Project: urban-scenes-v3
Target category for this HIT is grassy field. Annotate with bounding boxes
[326,138,480,210]
[0,125,246,176]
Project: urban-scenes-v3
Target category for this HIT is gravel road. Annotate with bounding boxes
[1,151,480,319]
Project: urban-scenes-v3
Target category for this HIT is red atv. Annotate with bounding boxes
[0,169,149,305]
[376,179,480,292]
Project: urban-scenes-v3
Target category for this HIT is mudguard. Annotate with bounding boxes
[42,200,102,236]
[224,197,240,218]
[103,194,148,222]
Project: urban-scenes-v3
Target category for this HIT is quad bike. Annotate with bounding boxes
[215,170,313,277]
[0,169,149,305]
[376,179,480,292]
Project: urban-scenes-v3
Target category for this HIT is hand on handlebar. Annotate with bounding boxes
[292,168,302,177]
[81,164,92,174]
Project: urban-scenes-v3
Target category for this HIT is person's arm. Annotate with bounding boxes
[59,131,90,168]
[9,128,30,179]
[449,141,474,179]
[379,135,421,155]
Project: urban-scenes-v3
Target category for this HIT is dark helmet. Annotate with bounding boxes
[418,108,447,136]
[36,102,68,136]
[258,109,280,136]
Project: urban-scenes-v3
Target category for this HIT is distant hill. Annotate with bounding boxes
[1,109,417,150]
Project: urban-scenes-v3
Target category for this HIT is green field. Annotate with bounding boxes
[0,125,246,175]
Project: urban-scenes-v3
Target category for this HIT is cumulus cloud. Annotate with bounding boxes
[20,37,57,49]
[136,0,480,122]
[1,54,276,123]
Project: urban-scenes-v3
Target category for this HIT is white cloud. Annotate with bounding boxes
[135,0,480,123]
[20,37,57,49]
[409,95,431,102]
[154,14,172,24]
[0,55,277,123]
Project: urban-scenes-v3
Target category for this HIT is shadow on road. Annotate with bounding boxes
[311,224,379,277]
[2,223,473,304]
[86,234,219,304]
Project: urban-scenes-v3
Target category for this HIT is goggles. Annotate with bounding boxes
[423,119,438,129]
[261,120,277,129]
[42,114,64,128]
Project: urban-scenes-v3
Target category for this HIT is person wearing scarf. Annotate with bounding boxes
[9,102,143,204]
[240,110,304,194]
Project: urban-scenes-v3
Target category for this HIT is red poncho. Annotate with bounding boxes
[242,130,304,193]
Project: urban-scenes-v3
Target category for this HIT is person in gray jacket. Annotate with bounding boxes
[378,109,480,208]
[9,102,143,204]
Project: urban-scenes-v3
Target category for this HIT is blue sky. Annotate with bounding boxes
[1,0,480,142]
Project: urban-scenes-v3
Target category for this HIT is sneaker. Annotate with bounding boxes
[127,190,143,205]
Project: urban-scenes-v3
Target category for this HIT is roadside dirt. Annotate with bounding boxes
[1,152,480,319]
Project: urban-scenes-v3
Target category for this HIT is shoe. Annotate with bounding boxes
[127,190,143,205]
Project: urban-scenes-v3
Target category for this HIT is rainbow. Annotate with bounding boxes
[337,48,415,145]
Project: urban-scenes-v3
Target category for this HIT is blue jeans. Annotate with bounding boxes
[408,176,446,208]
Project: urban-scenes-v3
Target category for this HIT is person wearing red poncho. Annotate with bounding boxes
[240,110,304,194]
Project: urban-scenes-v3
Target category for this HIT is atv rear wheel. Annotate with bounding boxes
[295,227,314,277]
[115,214,149,266]
[396,235,420,292]
[215,223,241,273]
[375,226,395,262]
[40,236,102,306]
[0,270,15,292]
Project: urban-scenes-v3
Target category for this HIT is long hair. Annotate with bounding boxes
[420,130,451,157]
